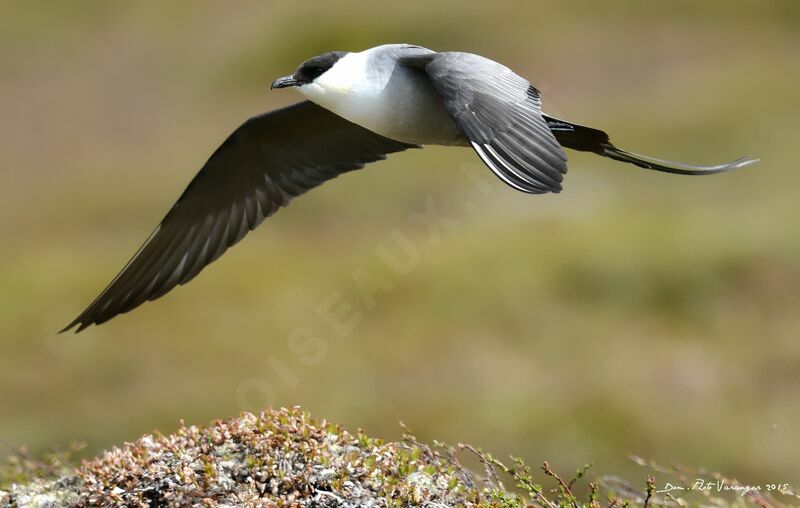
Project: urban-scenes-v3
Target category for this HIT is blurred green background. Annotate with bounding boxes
[2,0,799,488]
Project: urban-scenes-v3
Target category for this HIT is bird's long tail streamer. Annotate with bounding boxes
[543,115,758,175]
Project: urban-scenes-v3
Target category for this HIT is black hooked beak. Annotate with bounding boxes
[270,75,299,90]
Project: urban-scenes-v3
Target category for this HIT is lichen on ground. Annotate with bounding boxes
[1,407,797,507]
[2,407,487,507]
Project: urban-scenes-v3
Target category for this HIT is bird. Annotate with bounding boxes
[61,43,757,332]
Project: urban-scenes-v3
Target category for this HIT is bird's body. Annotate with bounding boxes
[62,44,757,332]
[299,45,466,145]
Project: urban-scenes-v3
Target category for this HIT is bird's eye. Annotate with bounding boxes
[303,66,325,81]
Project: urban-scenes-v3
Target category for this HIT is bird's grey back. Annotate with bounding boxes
[398,50,568,192]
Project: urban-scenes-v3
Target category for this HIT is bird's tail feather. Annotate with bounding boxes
[542,115,758,175]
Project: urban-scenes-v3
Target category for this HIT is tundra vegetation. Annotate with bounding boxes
[2,407,796,507]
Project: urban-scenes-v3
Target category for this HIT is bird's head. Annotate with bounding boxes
[271,51,349,90]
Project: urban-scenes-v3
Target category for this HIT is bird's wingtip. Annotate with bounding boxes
[58,322,76,334]
[59,318,89,334]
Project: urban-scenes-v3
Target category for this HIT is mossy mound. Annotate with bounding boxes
[2,407,489,507]
[2,407,795,507]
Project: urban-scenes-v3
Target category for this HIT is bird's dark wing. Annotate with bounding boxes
[400,52,567,193]
[62,100,417,332]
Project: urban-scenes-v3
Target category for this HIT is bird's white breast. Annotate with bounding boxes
[298,46,466,146]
